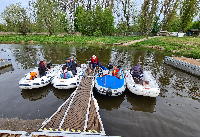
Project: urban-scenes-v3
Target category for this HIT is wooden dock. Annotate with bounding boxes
[40,70,105,135]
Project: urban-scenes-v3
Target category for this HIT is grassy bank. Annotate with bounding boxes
[133,36,200,59]
[0,34,144,45]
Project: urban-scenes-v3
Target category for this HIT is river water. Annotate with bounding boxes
[0,44,199,137]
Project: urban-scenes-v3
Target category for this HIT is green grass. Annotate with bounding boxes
[133,36,200,59]
[0,34,144,45]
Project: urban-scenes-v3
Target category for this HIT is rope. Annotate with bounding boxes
[41,91,76,128]
[59,89,78,129]
[83,74,95,131]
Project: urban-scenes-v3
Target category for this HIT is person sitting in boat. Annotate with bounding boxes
[112,66,120,78]
[90,55,99,69]
[117,66,123,79]
[38,60,47,77]
[60,67,74,79]
[46,62,52,70]
[65,57,77,75]
[130,64,144,84]
[30,72,37,80]
[107,63,113,70]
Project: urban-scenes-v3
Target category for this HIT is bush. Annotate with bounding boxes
[93,30,102,37]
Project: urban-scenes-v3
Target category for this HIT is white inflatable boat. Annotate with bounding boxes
[52,64,87,89]
[126,71,160,97]
[19,65,61,89]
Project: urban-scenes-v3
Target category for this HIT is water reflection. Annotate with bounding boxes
[110,48,132,68]
[42,44,72,64]
[53,88,74,100]
[21,86,51,101]
[12,45,43,69]
[126,92,156,113]
[76,46,111,65]
[0,66,14,75]
[94,90,125,110]
[162,64,200,100]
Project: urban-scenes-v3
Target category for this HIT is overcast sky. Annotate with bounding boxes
[0,0,143,14]
[0,0,30,13]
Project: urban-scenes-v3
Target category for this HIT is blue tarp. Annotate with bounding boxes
[100,65,108,70]
[96,75,125,89]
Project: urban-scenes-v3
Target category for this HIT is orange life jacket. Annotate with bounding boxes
[30,72,37,80]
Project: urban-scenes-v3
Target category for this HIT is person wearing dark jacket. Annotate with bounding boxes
[65,58,77,75]
[38,61,47,77]
[130,64,144,84]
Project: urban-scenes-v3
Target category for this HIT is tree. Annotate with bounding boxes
[159,0,179,31]
[121,0,131,28]
[74,6,85,33]
[33,0,68,35]
[74,6,94,35]
[1,3,30,34]
[74,6,114,36]
[189,21,200,29]
[0,24,7,32]
[163,14,181,32]
[139,0,159,36]
[180,0,200,32]
[101,7,114,35]
[151,16,160,35]
[116,21,129,35]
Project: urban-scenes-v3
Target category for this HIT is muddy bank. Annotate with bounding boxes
[0,118,44,132]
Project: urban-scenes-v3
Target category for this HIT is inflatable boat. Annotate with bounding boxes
[52,64,87,89]
[95,69,126,96]
[19,65,61,89]
[126,71,160,97]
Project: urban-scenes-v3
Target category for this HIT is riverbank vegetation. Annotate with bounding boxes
[0,0,199,36]
[0,35,144,45]
[0,0,199,59]
[133,36,200,59]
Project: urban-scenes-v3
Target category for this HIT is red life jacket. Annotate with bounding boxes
[91,57,98,64]
[112,69,119,77]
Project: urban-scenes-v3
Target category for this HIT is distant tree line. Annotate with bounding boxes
[0,0,199,36]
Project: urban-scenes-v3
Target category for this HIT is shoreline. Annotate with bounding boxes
[0,35,199,59]
[0,118,44,133]
[133,36,200,59]
[0,34,144,46]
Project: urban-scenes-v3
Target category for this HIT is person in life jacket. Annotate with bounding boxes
[60,66,73,79]
[38,61,47,77]
[65,57,77,75]
[30,72,37,80]
[112,66,120,78]
[90,55,99,69]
